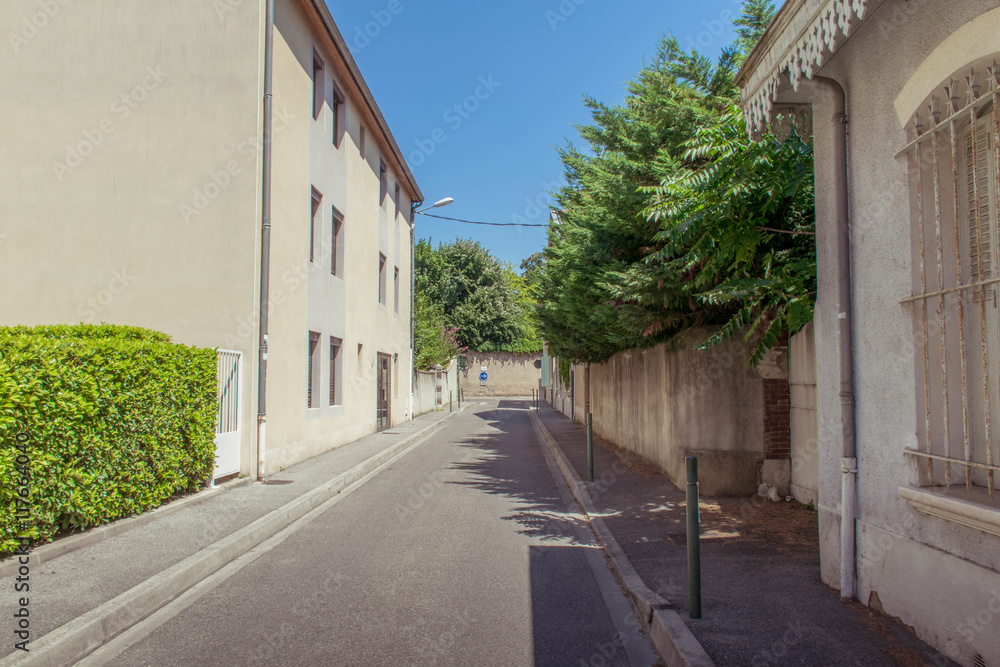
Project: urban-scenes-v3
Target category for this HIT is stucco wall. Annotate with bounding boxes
[0,0,419,479]
[413,361,459,417]
[0,0,264,475]
[789,323,818,505]
[548,328,788,497]
[459,351,542,397]
[264,0,414,472]
[774,1,1000,663]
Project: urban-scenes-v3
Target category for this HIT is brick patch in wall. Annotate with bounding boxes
[763,377,790,460]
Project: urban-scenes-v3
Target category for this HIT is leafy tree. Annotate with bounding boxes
[415,238,541,353]
[537,0,813,366]
[413,292,464,370]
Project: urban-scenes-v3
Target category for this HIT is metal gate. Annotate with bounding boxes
[214,350,242,480]
[376,353,391,432]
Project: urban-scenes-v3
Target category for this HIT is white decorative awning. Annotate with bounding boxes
[737,0,883,140]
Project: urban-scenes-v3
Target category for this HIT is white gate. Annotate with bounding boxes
[214,350,242,480]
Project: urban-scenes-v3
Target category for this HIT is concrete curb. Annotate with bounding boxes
[528,410,715,667]
[2,407,471,667]
[0,477,253,579]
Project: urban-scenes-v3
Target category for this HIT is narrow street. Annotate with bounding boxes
[83,401,657,666]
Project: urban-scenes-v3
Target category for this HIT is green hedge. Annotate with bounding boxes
[0,325,217,554]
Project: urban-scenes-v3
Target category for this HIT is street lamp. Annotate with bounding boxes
[409,196,454,422]
[415,197,454,214]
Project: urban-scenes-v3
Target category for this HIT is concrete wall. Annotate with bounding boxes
[459,351,542,397]
[0,0,420,479]
[761,2,1000,663]
[0,0,264,474]
[789,322,818,505]
[263,0,414,472]
[413,360,459,417]
[548,328,789,497]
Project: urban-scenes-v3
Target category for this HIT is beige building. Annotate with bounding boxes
[0,0,423,479]
[739,1,1000,664]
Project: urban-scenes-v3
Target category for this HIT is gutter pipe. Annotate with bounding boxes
[256,0,275,482]
[814,75,857,600]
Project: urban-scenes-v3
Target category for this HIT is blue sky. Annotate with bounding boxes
[326,0,741,269]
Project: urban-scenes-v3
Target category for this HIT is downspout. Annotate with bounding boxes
[814,76,857,599]
[410,201,421,420]
[257,0,275,481]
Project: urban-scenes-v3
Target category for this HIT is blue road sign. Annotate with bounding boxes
[479,372,488,382]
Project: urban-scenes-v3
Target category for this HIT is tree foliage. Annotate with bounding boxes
[413,292,464,371]
[537,1,813,366]
[415,238,541,355]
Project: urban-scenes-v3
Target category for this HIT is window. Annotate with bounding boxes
[332,84,345,147]
[394,183,400,220]
[312,53,324,120]
[331,206,344,277]
[329,336,342,406]
[379,159,387,206]
[310,188,322,263]
[359,125,366,158]
[902,64,1000,492]
[308,331,321,408]
[378,253,387,306]
[393,266,400,314]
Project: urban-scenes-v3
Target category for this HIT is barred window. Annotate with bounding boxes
[901,60,1000,495]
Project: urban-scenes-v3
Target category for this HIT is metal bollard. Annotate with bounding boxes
[458,387,462,409]
[586,413,594,483]
[449,390,453,413]
[686,456,702,619]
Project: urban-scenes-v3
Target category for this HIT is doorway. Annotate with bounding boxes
[376,353,391,431]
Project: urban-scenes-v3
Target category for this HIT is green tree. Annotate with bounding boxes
[413,292,464,370]
[415,238,541,353]
[537,0,812,366]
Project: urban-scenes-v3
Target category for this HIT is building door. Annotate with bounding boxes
[214,350,242,481]
[376,353,391,432]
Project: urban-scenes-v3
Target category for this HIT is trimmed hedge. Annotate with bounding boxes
[0,325,217,554]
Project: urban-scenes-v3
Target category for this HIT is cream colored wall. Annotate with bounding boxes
[264,0,414,472]
[0,0,265,475]
[459,352,542,397]
[788,322,818,505]
[548,328,778,497]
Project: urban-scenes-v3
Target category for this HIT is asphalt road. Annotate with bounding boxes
[85,400,657,667]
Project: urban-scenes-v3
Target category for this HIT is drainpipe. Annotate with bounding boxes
[410,201,421,421]
[256,0,275,482]
[814,76,857,600]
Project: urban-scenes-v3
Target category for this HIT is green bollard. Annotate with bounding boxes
[586,413,594,483]
[686,456,702,619]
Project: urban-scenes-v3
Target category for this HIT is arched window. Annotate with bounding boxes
[900,58,1000,493]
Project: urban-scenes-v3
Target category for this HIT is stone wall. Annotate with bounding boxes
[459,351,542,397]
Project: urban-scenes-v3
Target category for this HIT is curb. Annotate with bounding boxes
[3,406,470,667]
[528,409,715,667]
[0,477,253,579]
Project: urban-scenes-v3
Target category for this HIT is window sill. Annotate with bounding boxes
[899,485,1000,537]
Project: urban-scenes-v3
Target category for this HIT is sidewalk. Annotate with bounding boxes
[0,407,463,666]
[534,404,955,667]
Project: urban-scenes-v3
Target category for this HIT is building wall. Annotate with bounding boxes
[795,1,1000,662]
[547,328,790,497]
[789,322,818,505]
[0,0,265,474]
[264,0,414,472]
[458,351,542,397]
[413,360,459,417]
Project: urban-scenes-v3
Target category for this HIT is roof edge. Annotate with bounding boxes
[305,0,424,203]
